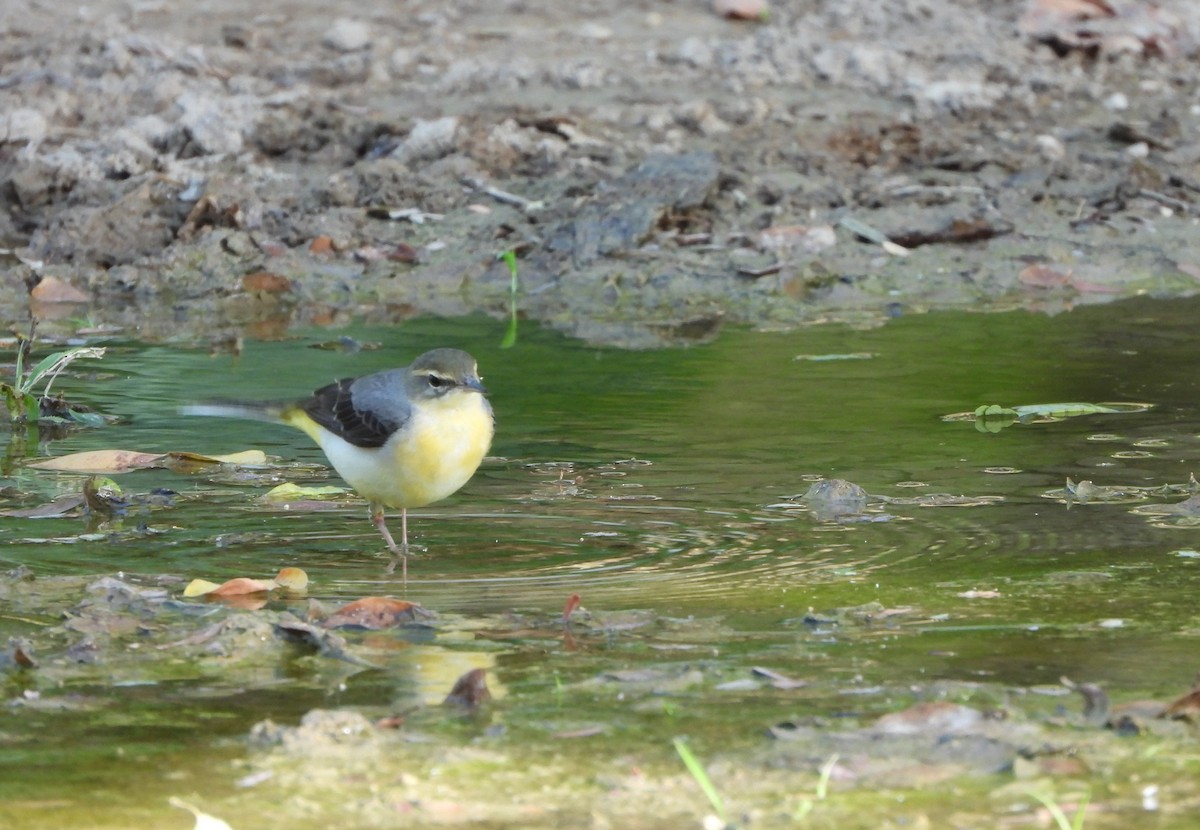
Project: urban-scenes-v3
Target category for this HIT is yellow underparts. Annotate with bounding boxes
[281,394,493,510]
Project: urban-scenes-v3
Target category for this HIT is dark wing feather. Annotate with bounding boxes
[301,376,401,448]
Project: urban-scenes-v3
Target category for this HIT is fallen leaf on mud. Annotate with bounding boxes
[322,597,426,629]
[444,667,492,708]
[1020,0,1187,58]
[169,797,234,830]
[888,217,1012,248]
[28,449,166,473]
[309,235,335,254]
[353,243,419,263]
[241,271,293,293]
[29,275,90,303]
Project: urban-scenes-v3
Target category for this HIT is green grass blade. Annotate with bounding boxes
[673,737,725,821]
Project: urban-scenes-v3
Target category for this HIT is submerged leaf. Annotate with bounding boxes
[323,597,424,629]
[0,493,86,518]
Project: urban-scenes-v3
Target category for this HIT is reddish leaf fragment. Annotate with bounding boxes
[561,592,582,623]
[444,667,492,708]
[309,235,335,254]
[375,714,407,729]
[1162,687,1200,721]
[323,597,425,630]
[7,638,37,669]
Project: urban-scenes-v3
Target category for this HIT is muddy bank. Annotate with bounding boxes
[3,1,1200,346]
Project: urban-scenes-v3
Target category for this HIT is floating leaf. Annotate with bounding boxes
[261,482,348,503]
[169,449,268,466]
[27,449,166,473]
[274,567,309,592]
[945,401,1153,432]
[184,567,309,598]
[183,579,223,598]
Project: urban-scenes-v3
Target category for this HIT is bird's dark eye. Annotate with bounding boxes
[427,374,447,388]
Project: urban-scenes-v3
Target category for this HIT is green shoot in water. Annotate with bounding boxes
[499,249,520,349]
[673,737,725,824]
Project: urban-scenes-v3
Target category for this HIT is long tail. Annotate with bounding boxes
[179,401,285,422]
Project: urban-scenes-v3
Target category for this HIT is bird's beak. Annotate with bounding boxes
[466,376,487,394]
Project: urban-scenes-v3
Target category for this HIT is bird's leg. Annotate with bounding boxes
[372,503,409,579]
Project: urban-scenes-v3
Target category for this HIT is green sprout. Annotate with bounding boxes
[1024,787,1090,830]
[498,249,520,349]
[673,737,726,825]
[2,320,107,424]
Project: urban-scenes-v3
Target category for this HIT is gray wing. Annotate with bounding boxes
[300,369,412,448]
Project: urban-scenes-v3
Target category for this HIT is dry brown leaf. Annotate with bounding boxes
[27,449,166,473]
[205,577,277,596]
[309,235,335,254]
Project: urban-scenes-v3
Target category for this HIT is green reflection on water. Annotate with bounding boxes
[3,299,1200,827]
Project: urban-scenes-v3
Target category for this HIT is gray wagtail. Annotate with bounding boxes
[184,348,493,574]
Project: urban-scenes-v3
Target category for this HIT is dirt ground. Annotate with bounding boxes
[3,0,1200,347]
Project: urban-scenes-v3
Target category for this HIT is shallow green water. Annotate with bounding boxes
[4,299,1200,827]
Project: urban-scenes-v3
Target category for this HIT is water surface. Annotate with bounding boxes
[3,299,1200,827]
